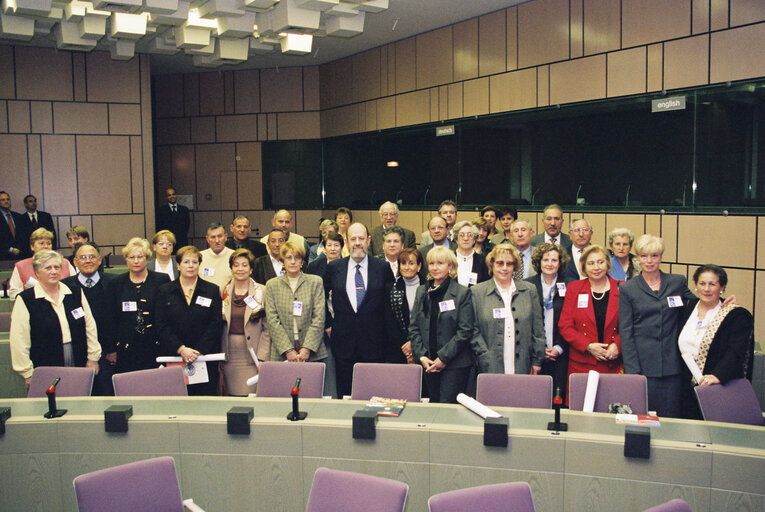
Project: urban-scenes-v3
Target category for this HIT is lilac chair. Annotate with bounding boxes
[0,311,10,331]
[256,361,325,398]
[694,378,764,426]
[73,456,204,512]
[306,467,408,512]
[112,366,188,397]
[476,374,553,409]
[27,366,95,398]
[350,363,422,402]
[642,498,693,512]
[428,482,536,512]
[568,373,648,414]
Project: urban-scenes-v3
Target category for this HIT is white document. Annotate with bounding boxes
[582,370,600,413]
[681,351,704,384]
[156,353,226,363]
[456,393,501,419]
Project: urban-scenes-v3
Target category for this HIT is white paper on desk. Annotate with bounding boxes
[681,352,704,384]
[583,370,600,413]
[457,393,501,419]
[156,353,226,363]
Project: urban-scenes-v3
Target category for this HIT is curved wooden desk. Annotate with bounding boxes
[0,397,763,512]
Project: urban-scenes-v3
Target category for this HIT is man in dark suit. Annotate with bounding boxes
[156,188,190,249]
[419,215,456,275]
[253,229,286,285]
[0,191,23,260]
[530,204,572,248]
[226,215,267,257]
[368,201,416,257]
[561,218,593,281]
[325,222,395,397]
[16,194,57,257]
[62,241,118,395]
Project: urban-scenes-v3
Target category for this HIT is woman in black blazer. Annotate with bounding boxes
[677,264,754,420]
[384,248,425,364]
[112,238,170,374]
[453,221,489,288]
[156,246,223,396]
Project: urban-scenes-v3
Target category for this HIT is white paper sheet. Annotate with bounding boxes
[456,393,501,419]
[681,351,704,384]
[582,370,600,413]
[156,353,226,363]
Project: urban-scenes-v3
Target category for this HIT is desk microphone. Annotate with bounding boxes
[44,377,67,419]
[2,280,7,298]
[547,386,567,432]
[287,377,307,421]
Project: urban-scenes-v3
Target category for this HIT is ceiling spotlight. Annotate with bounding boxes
[387,161,399,167]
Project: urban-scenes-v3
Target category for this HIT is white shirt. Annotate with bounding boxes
[269,255,284,276]
[572,246,586,278]
[678,302,722,359]
[540,277,564,355]
[77,272,100,287]
[456,251,475,287]
[346,256,368,312]
[495,279,517,374]
[545,234,562,245]
[384,256,398,278]
[153,259,175,281]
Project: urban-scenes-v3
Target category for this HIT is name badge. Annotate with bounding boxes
[243,295,258,309]
[468,272,478,285]
[493,308,507,319]
[202,267,215,277]
[293,301,303,316]
[577,294,589,308]
[71,307,85,319]
[556,282,567,297]
[439,299,456,312]
[667,296,683,308]
[122,301,137,312]
[195,296,212,308]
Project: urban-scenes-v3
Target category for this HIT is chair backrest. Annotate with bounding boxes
[112,366,188,397]
[694,378,764,426]
[0,311,10,331]
[642,498,693,512]
[306,467,408,512]
[256,361,325,398]
[350,363,422,402]
[28,366,95,398]
[73,456,184,512]
[476,374,553,409]
[428,482,536,512]
[568,373,648,414]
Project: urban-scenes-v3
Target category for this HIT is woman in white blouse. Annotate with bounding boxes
[453,221,489,288]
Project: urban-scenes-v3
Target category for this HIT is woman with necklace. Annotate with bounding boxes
[676,265,753,419]
[221,249,270,396]
[112,238,170,374]
[384,248,425,364]
[156,246,223,395]
[559,245,623,391]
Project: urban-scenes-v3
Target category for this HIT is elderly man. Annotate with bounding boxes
[226,215,266,257]
[0,191,23,260]
[325,222,395,397]
[17,194,57,256]
[199,222,234,290]
[156,188,190,249]
[531,204,572,248]
[509,218,536,280]
[253,229,286,285]
[368,201,416,257]
[380,225,405,277]
[259,209,311,256]
[419,216,455,274]
[562,218,594,280]
[420,200,457,246]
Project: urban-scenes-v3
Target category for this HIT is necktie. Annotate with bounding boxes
[5,213,15,238]
[31,213,38,230]
[550,237,557,245]
[85,278,94,288]
[171,205,177,213]
[355,264,365,309]
[514,255,524,281]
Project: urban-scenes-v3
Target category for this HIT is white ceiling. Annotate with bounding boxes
[148,0,526,74]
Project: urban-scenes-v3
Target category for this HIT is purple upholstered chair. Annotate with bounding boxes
[428,482,536,512]
[642,498,693,512]
[256,361,325,398]
[476,374,553,409]
[112,366,188,397]
[568,373,648,414]
[0,311,10,331]
[73,456,204,512]
[350,363,422,402]
[27,366,95,398]
[306,467,408,512]
[694,378,764,426]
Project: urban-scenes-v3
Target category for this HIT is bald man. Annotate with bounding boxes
[259,209,311,257]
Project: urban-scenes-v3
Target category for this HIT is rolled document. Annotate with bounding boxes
[156,353,226,363]
[681,352,704,385]
[248,347,261,368]
[457,393,501,419]
[246,375,259,387]
[582,370,600,412]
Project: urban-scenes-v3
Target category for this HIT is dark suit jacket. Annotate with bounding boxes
[61,272,118,353]
[324,255,395,361]
[0,210,23,259]
[17,210,56,256]
[560,244,582,281]
[530,233,572,248]
[253,254,279,285]
[306,252,328,279]
[383,275,425,364]
[225,237,267,258]
[418,240,457,275]
[369,224,417,257]
[156,203,190,248]
[618,272,696,377]
[155,278,223,356]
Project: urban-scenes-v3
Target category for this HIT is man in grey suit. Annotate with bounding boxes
[420,200,457,246]
[509,219,536,280]
[368,201,416,256]
[530,204,572,248]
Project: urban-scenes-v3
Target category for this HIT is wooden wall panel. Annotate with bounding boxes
[0,102,6,133]
[438,85,449,121]
[108,104,141,135]
[416,26,453,89]
[549,55,606,105]
[184,74,200,117]
[92,215,146,245]
[27,135,42,204]
[517,0,570,69]
[506,7,518,71]
[604,214,648,244]
[199,72,225,116]
[53,103,108,134]
[710,23,765,84]
[85,53,140,103]
[395,38,416,94]
[0,135,29,198]
[234,69,260,114]
[730,0,765,26]
[267,113,277,140]
[41,135,78,214]
[216,114,258,142]
[647,43,664,91]
[154,74,184,118]
[478,10,506,76]
[130,135,144,214]
[537,65,550,106]
[278,112,320,140]
[463,77,489,117]
[223,71,234,115]
[453,19,478,82]
[236,142,261,172]
[353,48,381,103]
[195,143,236,211]
[692,0,710,34]
[607,47,647,97]
[660,214,678,262]
[8,101,30,133]
[0,46,14,99]
[677,216,756,268]
[156,118,190,145]
[237,170,263,211]
[171,145,196,196]
[362,101,376,132]
[15,47,73,101]
[570,0,583,59]
[260,68,305,112]
[77,136,132,214]
[583,0,621,55]
[303,66,320,111]
[622,0,692,47]
[447,83,463,119]
[757,271,765,343]
[396,90,430,127]
[191,116,215,144]
[663,35,709,90]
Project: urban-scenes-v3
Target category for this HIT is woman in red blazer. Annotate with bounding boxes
[559,245,623,388]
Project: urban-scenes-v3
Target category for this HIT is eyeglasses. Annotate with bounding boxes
[458,232,475,239]
[571,228,591,234]
[77,255,98,261]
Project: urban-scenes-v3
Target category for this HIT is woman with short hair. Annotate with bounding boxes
[607,227,639,281]
[384,248,425,364]
[453,221,489,287]
[149,229,178,280]
[8,228,75,299]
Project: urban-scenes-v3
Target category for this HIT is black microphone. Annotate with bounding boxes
[44,376,67,419]
[547,386,567,432]
[287,377,307,421]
